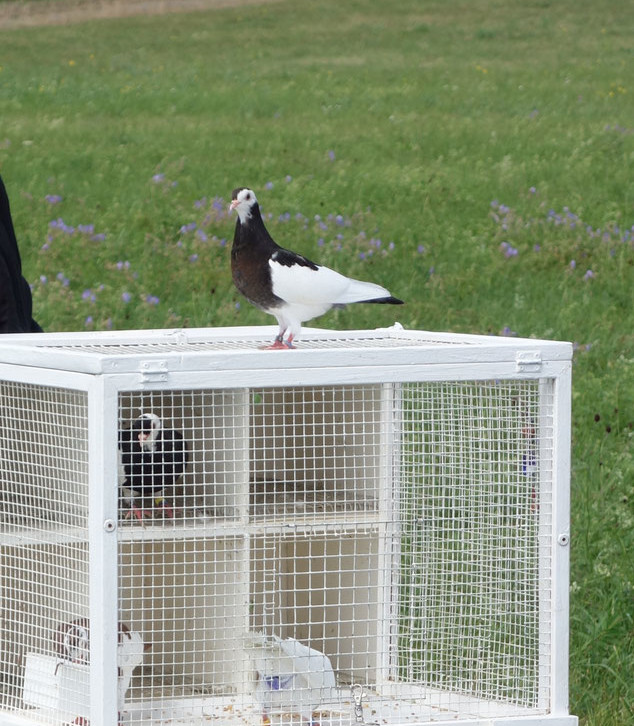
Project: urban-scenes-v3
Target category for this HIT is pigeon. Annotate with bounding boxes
[55,619,148,722]
[230,187,403,348]
[246,633,336,725]
[118,412,188,521]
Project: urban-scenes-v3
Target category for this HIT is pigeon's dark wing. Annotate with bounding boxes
[271,249,319,271]
[153,430,188,488]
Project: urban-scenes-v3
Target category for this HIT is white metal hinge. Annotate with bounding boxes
[516,351,542,373]
[139,360,169,383]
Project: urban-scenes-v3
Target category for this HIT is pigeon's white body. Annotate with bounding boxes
[247,633,336,722]
[117,629,146,709]
[230,188,403,348]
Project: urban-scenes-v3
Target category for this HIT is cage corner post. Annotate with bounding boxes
[87,377,120,725]
[549,364,574,721]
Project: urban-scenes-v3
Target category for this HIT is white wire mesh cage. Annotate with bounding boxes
[0,325,576,726]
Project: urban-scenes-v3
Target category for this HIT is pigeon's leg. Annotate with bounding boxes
[262,333,296,350]
[153,494,174,519]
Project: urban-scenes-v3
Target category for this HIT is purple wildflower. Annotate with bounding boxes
[40,275,48,284]
[82,289,96,303]
[78,224,95,235]
[196,229,208,242]
[144,295,160,305]
[45,194,63,205]
[121,292,131,303]
[189,254,199,263]
[285,175,293,183]
[152,173,165,184]
[265,181,274,190]
[583,269,595,280]
[570,260,576,270]
[417,244,425,254]
[328,150,336,161]
[56,272,70,287]
[91,233,106,242]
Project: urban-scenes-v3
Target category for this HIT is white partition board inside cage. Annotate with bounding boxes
[0,325,576,726]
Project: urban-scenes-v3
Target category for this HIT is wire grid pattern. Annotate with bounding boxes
[0,378,554,725]
[396,380,551,713]
[115,385,389,724]
[0,381,89,721]
[112,380,554,724]
[250,386,384,519]
[46,333,457,356]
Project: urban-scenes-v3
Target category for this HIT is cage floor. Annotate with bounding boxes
[3,690,542,725]
[118,690,538,726]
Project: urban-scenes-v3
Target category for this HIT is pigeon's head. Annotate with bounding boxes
[133,412,162,451]
[229,187,258,223]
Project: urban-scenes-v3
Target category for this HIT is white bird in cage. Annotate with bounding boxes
[55,619,148,713]
[119,411,188,520]
[229,187,403,349]
[246,633,336,725]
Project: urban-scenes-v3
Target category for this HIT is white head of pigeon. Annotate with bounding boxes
[229,187,404,349]
[136,412,162,452]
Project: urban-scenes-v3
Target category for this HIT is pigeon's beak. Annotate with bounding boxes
[229,199,240,213]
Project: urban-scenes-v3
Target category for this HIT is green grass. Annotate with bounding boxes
[0,0,633,722]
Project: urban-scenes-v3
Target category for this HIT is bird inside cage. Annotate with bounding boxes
[118,411,188,521]
[246,632,336,726]
[55,618,149,720]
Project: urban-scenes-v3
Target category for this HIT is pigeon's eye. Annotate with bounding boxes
[246,193,251,200]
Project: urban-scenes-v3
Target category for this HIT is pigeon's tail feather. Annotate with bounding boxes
[359,295,404,305]
[335,278,403,306]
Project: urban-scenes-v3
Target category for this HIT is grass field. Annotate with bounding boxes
[0,0,633,723]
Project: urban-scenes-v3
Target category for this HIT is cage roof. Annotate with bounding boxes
[0,323,572,376]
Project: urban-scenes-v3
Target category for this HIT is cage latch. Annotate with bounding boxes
[516,351,542,373]
[139,360,169,384]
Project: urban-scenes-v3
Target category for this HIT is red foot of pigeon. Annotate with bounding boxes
[261,334,295,350]
[124,504,153,522]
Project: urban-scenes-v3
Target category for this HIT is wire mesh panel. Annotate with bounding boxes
[0,382,90,723]
[396,380,550,717]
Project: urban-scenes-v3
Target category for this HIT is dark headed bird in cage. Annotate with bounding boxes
[229,187,404,349]
[118,412,188,521]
